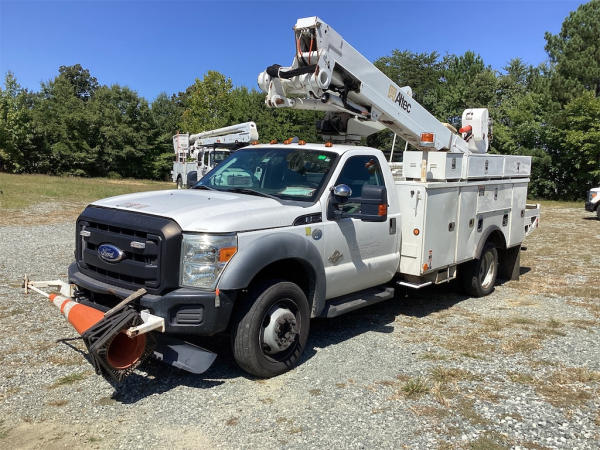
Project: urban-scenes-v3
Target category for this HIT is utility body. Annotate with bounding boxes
[31,17,540,379]
[171,122,258,188]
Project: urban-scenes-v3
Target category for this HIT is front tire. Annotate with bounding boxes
[460,243,498,297]
[231,280,310,378]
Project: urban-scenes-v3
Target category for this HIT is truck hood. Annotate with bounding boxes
[91,189,318,232]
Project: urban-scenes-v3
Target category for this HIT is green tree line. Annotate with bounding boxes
[1,1,599,199]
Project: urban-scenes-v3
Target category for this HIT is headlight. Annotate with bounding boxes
[180,233,237,289]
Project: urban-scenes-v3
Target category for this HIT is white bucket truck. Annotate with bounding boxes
[171,122,258,188]
[34,17,540,381]
[585,186,600,218]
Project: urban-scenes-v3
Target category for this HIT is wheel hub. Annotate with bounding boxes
[262,307,298,354]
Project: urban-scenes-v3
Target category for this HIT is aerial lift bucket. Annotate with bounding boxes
[24,278,156,383]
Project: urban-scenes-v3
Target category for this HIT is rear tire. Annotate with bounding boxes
[460,243,498,297]
[231,280,310,378]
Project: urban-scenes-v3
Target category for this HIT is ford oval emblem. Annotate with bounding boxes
[98,243,125,263]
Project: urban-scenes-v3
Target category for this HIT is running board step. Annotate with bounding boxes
[320,286,395,318]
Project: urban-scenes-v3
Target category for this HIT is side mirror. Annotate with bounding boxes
[328,184,388,222]
[332,184,352,201]
[358,185,388,222]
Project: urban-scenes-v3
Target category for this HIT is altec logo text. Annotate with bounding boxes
[387,85,411,113]
[395,91,411,113]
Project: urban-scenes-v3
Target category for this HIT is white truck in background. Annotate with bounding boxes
[585,186,600,219]
[172,122,259,188]
[30,17,540,382]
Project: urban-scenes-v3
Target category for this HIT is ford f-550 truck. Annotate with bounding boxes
[27,17,539,381]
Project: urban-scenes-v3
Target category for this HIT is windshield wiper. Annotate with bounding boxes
[225,188,280,200]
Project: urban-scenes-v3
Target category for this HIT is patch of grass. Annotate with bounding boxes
[288,426,303,434]
[409,405,448,419]
[49,372,88,389]
[501,335,541,354]
[259,397,273,404]
[430,366,477,383]
[0,387,20,402]
[401,377,430,399]
[468,432,510,450]
[0,308,26,319]
[536,384,591,408]
[482,318,504,331]
[531,367,599,408]
[419,352,449,361]
[0,173,171,225]
[308,388,322,396]
[455,398,490,425]
[0,420,8,440]
[87,437,102,443]
[509,317,537,326]
[46,399,68,407]
[508,372,535,384]
[225,417,239,426]
[96,396,117,406]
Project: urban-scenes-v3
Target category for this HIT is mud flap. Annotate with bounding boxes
[153,335,217,374]
[498,246,520,281]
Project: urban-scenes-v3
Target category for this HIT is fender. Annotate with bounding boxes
[474,225,507,259]
[218,232,326,317]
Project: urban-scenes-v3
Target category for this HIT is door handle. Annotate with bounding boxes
[389,218,396,235]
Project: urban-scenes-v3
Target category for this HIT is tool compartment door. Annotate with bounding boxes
[422,187,459,270]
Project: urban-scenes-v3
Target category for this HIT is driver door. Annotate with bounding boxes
[321,154,399,299]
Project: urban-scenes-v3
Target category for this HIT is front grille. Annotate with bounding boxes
[75,206,182,295]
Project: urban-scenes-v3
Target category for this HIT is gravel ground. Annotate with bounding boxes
[0,205,599,449]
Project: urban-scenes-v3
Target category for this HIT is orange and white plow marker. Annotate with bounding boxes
[24,276,164,383]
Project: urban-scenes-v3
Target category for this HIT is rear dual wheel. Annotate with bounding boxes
[231,280,310,378]
[460,242,498,297]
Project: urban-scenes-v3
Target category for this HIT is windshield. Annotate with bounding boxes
[195,147,337,202]
[209,150,230,166]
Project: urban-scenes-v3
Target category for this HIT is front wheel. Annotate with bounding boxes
[231,280,310,378]
[460,243,498,297]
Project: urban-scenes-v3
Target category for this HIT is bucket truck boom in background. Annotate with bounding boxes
[25,17,539,382]
[172,122,258,188]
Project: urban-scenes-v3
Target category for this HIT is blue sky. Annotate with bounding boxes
[0,0,585,101]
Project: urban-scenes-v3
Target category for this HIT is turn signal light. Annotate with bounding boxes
[218,247,237,263]
[324,142,333,147]
[378,204,387,216]
[423,263,429,271]
[413,228,420,236]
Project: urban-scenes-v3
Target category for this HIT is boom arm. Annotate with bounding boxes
[173,122,259,158]
[258,17,487,153]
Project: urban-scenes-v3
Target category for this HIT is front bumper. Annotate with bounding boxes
[585,201,596,212]
[68,262,236,336]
